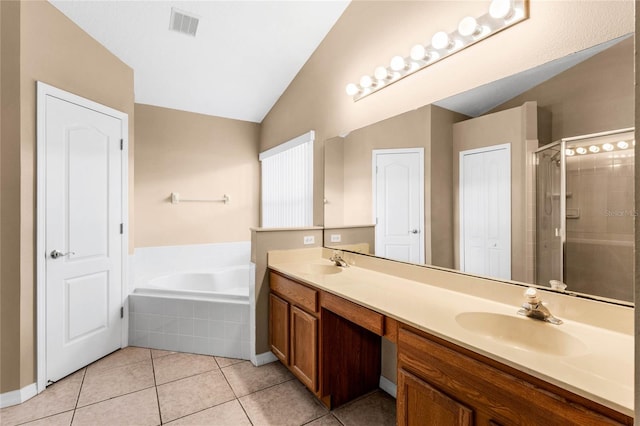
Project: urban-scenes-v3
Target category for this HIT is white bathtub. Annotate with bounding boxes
[136,266,250,301]
[129,264,253,359]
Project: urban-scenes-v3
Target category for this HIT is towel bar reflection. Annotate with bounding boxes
[171,192,230,204]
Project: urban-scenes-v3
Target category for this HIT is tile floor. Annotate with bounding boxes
[0,347,396,426]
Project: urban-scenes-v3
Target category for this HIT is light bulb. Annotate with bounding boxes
[576,147,588,155]
[390,55,407,71]
[602,143,614,152]
[431,31,453,50]
[345,83,360,96]
[374,66,390,80]
[565,149,575,157]
[359,75,374,88]
[410,44,427,61]
[617,141,629,149]
[458,16,481,37]
[489,0,514,19]
[588,145,600,153]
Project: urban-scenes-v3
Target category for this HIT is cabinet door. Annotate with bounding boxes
[290,305,318,391]
[269,293,289,363]
[397,368,473,426]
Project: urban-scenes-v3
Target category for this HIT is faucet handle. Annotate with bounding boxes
[524,287,541,304]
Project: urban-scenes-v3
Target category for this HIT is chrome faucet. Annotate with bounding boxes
[329,250,349,267]
[517,287,562,325]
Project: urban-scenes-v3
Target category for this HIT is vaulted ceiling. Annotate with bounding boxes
[49,0,350,123]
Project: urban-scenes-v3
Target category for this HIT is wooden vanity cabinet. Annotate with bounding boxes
[269,272,319,393]
[290,305,318,390]
[268,293,289,363]
[397,324,632,426]
[269,270,382,408]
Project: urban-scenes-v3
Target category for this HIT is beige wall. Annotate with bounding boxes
[323,136,345,226]
[261,1,633,228]
[341,107,428,226]
[251,228,324,354]
[328,105,466,267]
[453,102,539,283]
[323,226,375,254]
[0,0,134,394]
[1,0,23,396]
[633,4,639,417]
[134,104,260,247]
[493,36,634,141]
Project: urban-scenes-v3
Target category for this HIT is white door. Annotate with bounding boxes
[373,149,424,263]
[460,144,511,279]
[39,84,126,384]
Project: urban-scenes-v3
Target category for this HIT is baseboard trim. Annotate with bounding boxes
[251,351,278,367]
[379,375,397,398]
[0,383,37,408]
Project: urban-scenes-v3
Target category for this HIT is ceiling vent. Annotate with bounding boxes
[169,8,199,37]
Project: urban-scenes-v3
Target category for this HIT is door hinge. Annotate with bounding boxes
[120,306,124,318]
[120,223,124,234]
[120,139,123,150]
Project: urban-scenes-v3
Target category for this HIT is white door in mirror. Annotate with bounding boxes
[460,144,511,280]
[373,149,424,263]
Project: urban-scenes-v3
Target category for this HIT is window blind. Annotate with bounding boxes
[259,131,314,228]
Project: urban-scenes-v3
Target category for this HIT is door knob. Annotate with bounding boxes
[410,229,420,234]
[50,249,75,259]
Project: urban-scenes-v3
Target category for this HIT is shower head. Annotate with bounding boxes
[548,150,561,165]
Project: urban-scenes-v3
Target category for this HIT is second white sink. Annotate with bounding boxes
[288,263,343,276]
[456,312,588,357]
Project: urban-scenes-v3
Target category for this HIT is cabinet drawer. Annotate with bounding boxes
[398,326,629,425]
[321,291,384,336]
[270,272,318,314]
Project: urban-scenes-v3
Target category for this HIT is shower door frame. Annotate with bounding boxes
[535,127,634,286]
[535,140,566,284]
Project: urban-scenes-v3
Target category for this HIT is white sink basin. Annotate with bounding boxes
[288,263,343,276]
[456,312,588,357]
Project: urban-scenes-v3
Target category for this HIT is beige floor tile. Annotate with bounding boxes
[239,380,327,426]
[221,360,293,397]
[153,352,218,385]
[304,414,343,426]
[151,349,175,359]
[77,360,155,407]
[21,410,74,426]
[87,346,151,374]
[72,387,159,426]
[0,369,85,426]
[164,399,251,425]
[332,390,396,426]
[214,356,243,368]
[157,369,235,423]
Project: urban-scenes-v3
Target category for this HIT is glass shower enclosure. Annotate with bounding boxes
[535,128,634,302]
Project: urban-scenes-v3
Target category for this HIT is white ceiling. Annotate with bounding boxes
[434,35,629,118]
[49,0,350,123]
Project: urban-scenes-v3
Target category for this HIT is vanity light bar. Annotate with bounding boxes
[345,0,529,101]
[565,140,635,156]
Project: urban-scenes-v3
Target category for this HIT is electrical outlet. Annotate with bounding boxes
[303,235,315,245]
[330,234,341,243]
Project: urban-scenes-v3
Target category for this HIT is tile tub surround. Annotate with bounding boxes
[268,247,634,417]
[129,295,250,359]
[0,347,395,426]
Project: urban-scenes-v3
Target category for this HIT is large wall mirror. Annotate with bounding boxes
[323,34,634,305]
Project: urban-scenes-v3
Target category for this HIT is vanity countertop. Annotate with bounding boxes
[268,248,633,417]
